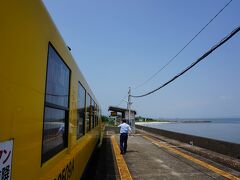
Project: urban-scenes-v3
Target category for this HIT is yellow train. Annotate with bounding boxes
[0,1,102,179]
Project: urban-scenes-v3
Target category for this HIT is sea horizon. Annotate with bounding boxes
[155,117,240,123]
[138,118,240,144]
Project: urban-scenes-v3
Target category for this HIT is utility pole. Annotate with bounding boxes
[128,87,131,125]
[128,87,135,133]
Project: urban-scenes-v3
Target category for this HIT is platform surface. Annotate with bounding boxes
[116,135,227,180]
[87,127,240,180]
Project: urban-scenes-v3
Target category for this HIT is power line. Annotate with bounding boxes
[131,26,240,98]
[116,94,128,107]
[133,0,233,90]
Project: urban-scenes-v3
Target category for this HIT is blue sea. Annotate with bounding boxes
[140,118,240,144]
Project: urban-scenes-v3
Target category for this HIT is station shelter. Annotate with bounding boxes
[108,106,137,133]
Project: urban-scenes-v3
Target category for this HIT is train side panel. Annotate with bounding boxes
[0,1,101,179]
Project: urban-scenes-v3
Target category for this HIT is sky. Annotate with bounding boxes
[42,0,240,119]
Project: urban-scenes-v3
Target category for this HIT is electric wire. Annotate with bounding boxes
[116,94,128,107]
[131,26,240,98]
[132,0,233,90]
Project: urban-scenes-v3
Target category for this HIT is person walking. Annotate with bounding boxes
[118,119,132,154]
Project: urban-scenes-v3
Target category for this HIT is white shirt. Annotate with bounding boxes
[118,123,132,134]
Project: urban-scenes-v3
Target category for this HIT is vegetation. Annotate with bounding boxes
[101,115,109,122]
[135,116,170,122]
[101,115,117,126]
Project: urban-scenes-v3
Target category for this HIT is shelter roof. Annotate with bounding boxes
[108,106,136,115]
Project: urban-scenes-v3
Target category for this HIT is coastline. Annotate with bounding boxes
[135,120,211,125]
[136,121,172,125]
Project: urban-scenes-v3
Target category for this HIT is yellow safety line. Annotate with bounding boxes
[143,135,240,180]
[111,135,133,180]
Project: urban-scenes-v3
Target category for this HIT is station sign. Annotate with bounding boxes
[111,112,117,116]
[0,140,13,180]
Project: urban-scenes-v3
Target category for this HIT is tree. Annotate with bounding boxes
[101,115,109,122]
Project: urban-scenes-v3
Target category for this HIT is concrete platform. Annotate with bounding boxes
[85,127,240,180]
[116,135,226,179]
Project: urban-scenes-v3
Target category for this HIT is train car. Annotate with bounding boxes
[0,1,102,179]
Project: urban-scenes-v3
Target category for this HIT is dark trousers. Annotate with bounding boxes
[120,133,128,153]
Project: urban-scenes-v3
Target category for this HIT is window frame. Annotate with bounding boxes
[96,105,99,126]
[41,43,71,164]
[92,100,95,128]
[77,81,86,139]
[86,93,91,132]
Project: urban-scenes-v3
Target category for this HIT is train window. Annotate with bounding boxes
[94,105,96,127]
[42,44,70,163]
[98,107,100,125]
[97,106,99,125]
[45,46,70,108]
[94,103,96,127]
[77,82,85,138]
[92,100,95,128]
[86,94,91,132]
[98,108,100,126]
[96,105,98,126]
[95,103,97,127]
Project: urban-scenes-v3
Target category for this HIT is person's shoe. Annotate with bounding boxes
[120,151,124,154]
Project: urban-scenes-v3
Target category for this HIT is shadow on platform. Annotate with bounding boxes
[81,136,119,180]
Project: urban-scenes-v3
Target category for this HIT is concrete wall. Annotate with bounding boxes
[136,125,240,159]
